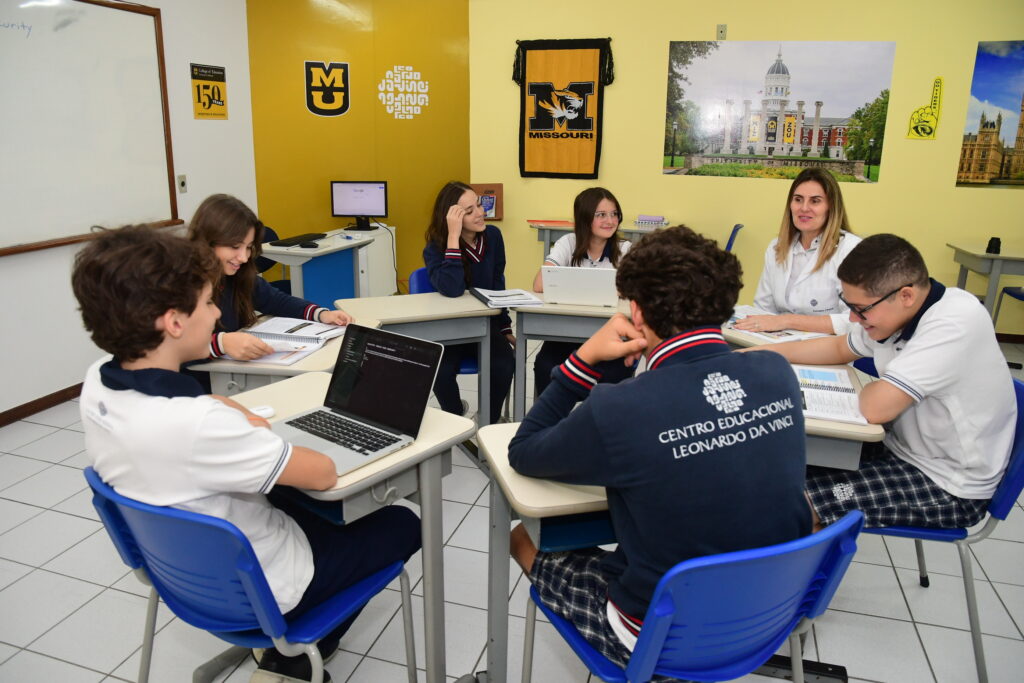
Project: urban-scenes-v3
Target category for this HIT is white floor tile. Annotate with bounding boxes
[988,506,1024,542]
[0,643,15,666]
[0,558,31,592]
[971,538,1024,585]
[112,617,245,683]
[917,623,1024,683]
[23,402,84,429]
[411,546,519,611]
[441,463,489,505]
[336,586,403,655]
[53,487,101,521]
[348,654,425,682]
[828,561,911,620]
[59,450,93,470]
[445,506,490,553]
[896,567,1020,638]
[110,571,152,599]
[0,509,100,566]
[489,614,593,683]
[0,421,58,454]
[814,610,933,683]
[43,529,132,586]
[10,428,85,464]
[851,530,891,566]
[0,498,42,535]
[0,569,102,647]
[884,535,969,578]
[66,421,86,433]
[368,595,487,676]
[991,581,1024,636]
[0,649,104,682]
[30,588,175,673]
[0,463,88,508]
[0,454,50,491]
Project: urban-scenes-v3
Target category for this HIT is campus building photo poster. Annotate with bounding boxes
[663,41,896,183]
[956,41,1024,188]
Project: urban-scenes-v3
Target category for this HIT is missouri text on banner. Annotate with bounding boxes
[513,38,614,178]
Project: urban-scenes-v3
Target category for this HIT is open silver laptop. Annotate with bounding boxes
[271,324,443,474]
[541,266,618,307]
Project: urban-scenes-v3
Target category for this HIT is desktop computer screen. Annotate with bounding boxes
[331,181,388,230]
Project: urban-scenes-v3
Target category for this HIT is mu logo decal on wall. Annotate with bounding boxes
[527,82,594,137]
[305,61,349,116]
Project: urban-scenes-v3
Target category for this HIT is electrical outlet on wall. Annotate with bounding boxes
[177,174,188,193]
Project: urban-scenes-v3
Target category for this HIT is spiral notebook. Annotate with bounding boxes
[792,364,867,425]
[233,317,347,365]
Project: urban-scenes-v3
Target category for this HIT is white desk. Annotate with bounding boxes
[472,392,882,683]
[234,372,476,683]
[261,230,374,305]
[947,242,1024,318]
[335,293,499,426]
[188,318,381,396]
[528,222,655,259]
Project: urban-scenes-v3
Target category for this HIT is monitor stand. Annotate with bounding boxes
[348,216,374,231]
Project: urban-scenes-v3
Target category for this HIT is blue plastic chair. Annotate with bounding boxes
[724,223,744,252]
[522,510,864,683]
[84,467,416,683]
[256,225,292,294]
[862,377,1024,683]
[992,286,1024,324]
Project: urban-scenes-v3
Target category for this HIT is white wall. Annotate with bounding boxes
[0,0,257,414]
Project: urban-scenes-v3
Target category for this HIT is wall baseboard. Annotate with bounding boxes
[0,384,82,428]
[997,333,1024,345]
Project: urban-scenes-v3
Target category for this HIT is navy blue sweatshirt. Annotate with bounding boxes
[509,328,812,621]
[422,224,513,336]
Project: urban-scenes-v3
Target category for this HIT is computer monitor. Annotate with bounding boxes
[331,181,388,230]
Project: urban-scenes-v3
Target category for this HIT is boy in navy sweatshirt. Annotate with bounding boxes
[508,226,811,666]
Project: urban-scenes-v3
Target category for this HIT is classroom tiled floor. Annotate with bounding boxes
[1,343,1023,682]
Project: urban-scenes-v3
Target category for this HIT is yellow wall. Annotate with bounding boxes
[247,0,470,286]
[469,0,1024,333]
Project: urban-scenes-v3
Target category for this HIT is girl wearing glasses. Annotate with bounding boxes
[531,187,635,396]
[733,168,861,336]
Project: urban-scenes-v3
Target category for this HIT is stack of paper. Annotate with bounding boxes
[792,364,867,425]
[470,288,544,308]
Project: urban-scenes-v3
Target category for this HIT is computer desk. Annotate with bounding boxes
[261,230,375,305]
[188,317,381,396]
[233,372,476,683]
[469,365,882,683]
[335,292,499,426]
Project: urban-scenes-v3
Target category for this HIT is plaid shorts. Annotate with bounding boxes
[806,442,989,528]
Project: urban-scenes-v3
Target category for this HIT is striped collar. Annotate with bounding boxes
[647,327,729,370]
[463,231,486,263]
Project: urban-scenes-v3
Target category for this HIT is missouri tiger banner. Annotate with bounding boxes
[513,38,614,178]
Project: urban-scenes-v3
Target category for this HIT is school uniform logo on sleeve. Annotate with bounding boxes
[305,61,350,116]
[702,372,746,414]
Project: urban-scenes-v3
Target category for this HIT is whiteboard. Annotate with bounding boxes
[0,0,175,254]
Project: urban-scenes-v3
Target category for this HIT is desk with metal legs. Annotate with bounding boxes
[336,293,499,427]
[947,243,1024,318]
[233,372,475,683]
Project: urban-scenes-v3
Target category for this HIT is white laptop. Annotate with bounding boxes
[541,266,618,307]
[271,324,443,474]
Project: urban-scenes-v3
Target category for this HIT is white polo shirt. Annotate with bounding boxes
[545,233,631,268]
[79,358,314,612]
[846,283,1015,499]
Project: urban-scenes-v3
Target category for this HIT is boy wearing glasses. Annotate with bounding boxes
[754,234,1016,529]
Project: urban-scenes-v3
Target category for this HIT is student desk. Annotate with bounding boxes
[187,317,382,396]
[527,221,655,259]
[234,372,476,683]
[261,230,375,307]
[470,396,881,683]
[946,242,1024,318]
[335,293,500,426]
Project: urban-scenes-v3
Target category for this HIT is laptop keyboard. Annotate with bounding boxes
[287,411,401,454]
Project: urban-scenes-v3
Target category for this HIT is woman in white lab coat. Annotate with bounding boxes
[733,168,861,335]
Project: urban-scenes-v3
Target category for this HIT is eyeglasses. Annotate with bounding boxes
[839,283,913,320]
[594,211,621,220]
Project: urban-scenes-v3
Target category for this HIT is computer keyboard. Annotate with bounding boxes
[288,411,401,454]
[268,232,328,247]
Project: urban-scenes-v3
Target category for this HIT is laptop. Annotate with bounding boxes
[541,266,618,307]
[271,324,443,474]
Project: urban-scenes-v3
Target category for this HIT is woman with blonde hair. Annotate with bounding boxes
[734,167,861,335]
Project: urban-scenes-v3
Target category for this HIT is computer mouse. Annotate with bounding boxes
[250,405,275,419]
[299,241,319,248]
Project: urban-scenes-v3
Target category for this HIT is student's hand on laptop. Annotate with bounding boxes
[577,313,646,367]
[318,308,353,325]
[222,332,275,360]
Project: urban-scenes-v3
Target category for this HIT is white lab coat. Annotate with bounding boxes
[752,231,862,334]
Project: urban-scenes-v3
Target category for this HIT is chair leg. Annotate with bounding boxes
[958,541,988,683]
[137,587,159,683]
[914,539,930,587]
[522,598,538,683]
[303,642,325,683]
[992,289,1006,323]
[788,631,805,683]
[399,569,417,683]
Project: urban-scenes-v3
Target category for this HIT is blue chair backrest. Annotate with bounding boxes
[725,224,743,252]
[625,510,863,683]
[408,267,434,294]
[256,225,281,273]
[84,467,287,639]
[986,378,1024,521]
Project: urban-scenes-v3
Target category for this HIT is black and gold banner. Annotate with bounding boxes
[513,39,613,179]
